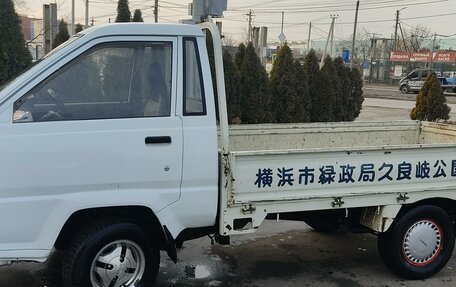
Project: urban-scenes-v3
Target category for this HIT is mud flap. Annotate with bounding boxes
[163,225,177,263]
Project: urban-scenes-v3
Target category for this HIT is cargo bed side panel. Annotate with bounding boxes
[232,145,456,205]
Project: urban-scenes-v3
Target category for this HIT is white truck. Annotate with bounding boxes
[1,21,456,287]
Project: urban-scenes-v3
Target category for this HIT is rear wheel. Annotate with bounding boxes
[62,218,159,287]
[377,205,454,279]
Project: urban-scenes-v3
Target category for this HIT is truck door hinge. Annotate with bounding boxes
[397,193,409,203]
[331,197,345,208]
[242,203,256,214]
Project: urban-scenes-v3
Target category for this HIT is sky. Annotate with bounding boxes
[16,0,456,43]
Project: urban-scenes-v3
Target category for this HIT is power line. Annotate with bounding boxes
[223,11,456,28]
[229,0,449,13]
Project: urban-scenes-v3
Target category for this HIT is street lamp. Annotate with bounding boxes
[394,7,407,52]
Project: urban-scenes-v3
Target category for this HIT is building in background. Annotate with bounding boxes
[20,2,59,61]
[20,15,44,61]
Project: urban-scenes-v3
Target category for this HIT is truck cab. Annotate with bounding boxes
[0,23,220,286]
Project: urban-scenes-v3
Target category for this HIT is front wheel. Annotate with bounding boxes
[62,219,159,287]
[400,85,410,94]
[377,205,455,279]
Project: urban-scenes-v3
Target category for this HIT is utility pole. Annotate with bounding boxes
[393,10,399,51]
[320,15,337,69]
[154,0,159,23]
[350,0,359,69]
[307,22,312,51]
[85,0,89,28]
[246,9,254,43]
[71,0,75,35]
[280,11,284,47]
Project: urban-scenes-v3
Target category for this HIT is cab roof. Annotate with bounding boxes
[80,23,204,38]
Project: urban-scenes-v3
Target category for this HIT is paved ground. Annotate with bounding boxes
[359,84,456,121]
[363,84,456,104]
[1,85,456,287]
[2,221,455,287]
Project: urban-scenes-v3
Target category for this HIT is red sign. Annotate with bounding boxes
[410,52,432,62]
[433,51,456,63]
[390,51,456,62]
[390,52,410,61]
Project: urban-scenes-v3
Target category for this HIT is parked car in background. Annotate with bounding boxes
[399,68,456,94]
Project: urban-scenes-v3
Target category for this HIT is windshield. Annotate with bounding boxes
[0,34,83,93]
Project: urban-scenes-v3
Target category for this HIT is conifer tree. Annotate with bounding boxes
[53,19,70,49]
[75,23,83,33]
[234,43,246,70]
[270,44,297,123]
[312,56,337,122]
[0,0,32,86]
[223,50,242,123]
[347,68,364,121]
[333,57,350,121]
[323,56,342,121]
[270,45,310,123]
[132,9,144,22]
[294,60,311,122]
[115,0,131,23]
[410,73,450,121]
[303,50,319,122]
[240,43,272,123]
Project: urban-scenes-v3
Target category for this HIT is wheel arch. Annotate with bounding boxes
[397,198,456,222]
[54,206,176,261]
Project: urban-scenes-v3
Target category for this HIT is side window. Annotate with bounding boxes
[13,42,173,123]
[183,38,206,116]
[421,70,429,79]
[408,71,419,79]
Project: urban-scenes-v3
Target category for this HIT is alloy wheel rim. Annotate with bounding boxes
[90,240,146,287]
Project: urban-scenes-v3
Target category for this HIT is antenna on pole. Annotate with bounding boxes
[320,14,338,69]
[280,11,285,47]
[245,9,254,43]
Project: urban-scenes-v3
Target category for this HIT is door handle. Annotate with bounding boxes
[145,136,172,144]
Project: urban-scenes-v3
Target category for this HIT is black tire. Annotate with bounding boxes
[62,218,159,287]
[400,85,409,94]
[377,230,392,266]
[377,205,455,279]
